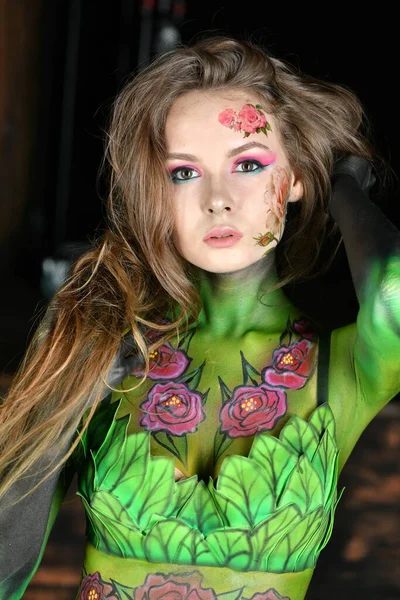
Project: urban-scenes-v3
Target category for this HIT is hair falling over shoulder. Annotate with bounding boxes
[0,35,376,501]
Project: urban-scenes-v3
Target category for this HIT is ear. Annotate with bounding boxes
[287,173,304,202]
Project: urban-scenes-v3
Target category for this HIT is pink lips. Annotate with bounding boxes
[203,226,243,248]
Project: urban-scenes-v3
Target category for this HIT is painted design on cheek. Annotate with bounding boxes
[254,167,291,255]
[218,104,272,137]
[253,231,279,255]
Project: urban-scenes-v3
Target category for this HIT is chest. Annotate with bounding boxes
[115,317,320,480]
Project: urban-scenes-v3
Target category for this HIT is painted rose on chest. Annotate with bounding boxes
[132,342,191,380]
[219,384,287,438]
[261,338,316,389]
[133,318,317,466]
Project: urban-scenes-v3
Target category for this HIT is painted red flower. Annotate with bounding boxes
[238,104,267,134]
[261,339,316,390]
[79,572,117,600]
[219,384,287,438]
[132,343,190,380]
[249,589,290,600]
[140,382,206,435]
[135,571,216,600]
[292,318,317,340]
[218,107,238,128]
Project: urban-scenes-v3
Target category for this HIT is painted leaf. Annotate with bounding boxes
[93,413,128,481]
[268,507,323,572]
[249,504,301,571]
[177,327,196,354]
[77,494,101,549]
[177,479,224,535]
[216,455,275,527]
[311,430,338,507]
[102,431,149,499]
[216,589,245,600]
[279,414,320,461]
[240,350,261,386]
[77,492,128,557]
[309,403,336,440]
[164,475,198,518]
[77,452,96,499]
[249,433,298,501]
[110,579,136,600]
[153,431,188,467]
[214,430,233,463]
[294,509,330,570]
[89,490,147,559]
[144,519,217,565]
[218,376,233,403]
[316,489,343,555]
[205,528,253,571]
[178,359,206,390]
[131,455,175,530]
[207,477,230,526]
[278,454,323,513]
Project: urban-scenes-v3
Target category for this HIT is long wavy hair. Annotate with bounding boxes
[0,35,375,500]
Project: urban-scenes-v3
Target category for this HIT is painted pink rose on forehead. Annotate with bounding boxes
[218,103,272,137]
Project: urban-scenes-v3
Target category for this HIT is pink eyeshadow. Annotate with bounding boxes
[167,163,203,175]
[232,153,277,169]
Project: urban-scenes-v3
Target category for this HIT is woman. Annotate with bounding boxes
[0,36,399,600]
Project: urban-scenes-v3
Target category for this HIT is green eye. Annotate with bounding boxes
[170,167,200,184]
[235,160,263,173]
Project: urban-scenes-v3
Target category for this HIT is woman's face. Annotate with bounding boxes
[165,90,303,273]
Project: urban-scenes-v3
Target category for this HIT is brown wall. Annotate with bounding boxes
[0,0,44,266]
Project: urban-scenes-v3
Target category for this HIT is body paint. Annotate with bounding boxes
[79,569,292,600]
[254,167,290,255]
[231,152,277,173]
[218,104,272,138]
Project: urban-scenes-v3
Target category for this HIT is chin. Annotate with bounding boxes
[197,256,263,274]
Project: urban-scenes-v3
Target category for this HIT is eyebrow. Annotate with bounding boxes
[166,141,273,162]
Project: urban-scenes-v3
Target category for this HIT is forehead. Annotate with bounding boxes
[165,90,280,151]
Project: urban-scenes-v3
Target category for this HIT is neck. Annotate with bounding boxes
[193,252,296,338]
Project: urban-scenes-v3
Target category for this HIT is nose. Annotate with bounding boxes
[203,180,233,214]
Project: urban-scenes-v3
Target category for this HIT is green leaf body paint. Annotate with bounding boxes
[76,399,340,572]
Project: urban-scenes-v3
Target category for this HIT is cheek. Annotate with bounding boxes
[264,167,291,215]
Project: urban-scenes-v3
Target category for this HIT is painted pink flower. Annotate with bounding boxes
[135,571,216,600]
[140,381,205,435]
[238,104,267,134]
[219,384,287,438]
[261,339,316,389]
[218,108,238,128]
[132,343,190,380]
[79,572,117,600]
[249,589,290,600]
[292,318,317,340]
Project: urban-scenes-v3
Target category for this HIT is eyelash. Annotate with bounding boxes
[233,159,265,174]
[169,160,266,184]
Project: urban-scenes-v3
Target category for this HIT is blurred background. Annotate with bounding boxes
[0,1,399,598]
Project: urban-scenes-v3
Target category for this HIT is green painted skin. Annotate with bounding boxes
[73,244,398,600]
[2,186,400,600]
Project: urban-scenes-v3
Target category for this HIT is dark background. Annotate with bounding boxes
[0,1,399,598]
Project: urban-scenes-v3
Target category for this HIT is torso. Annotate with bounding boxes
[115,312,320,481]
[75,311,344,600]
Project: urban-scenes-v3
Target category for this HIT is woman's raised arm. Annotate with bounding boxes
[329,156,400,416]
